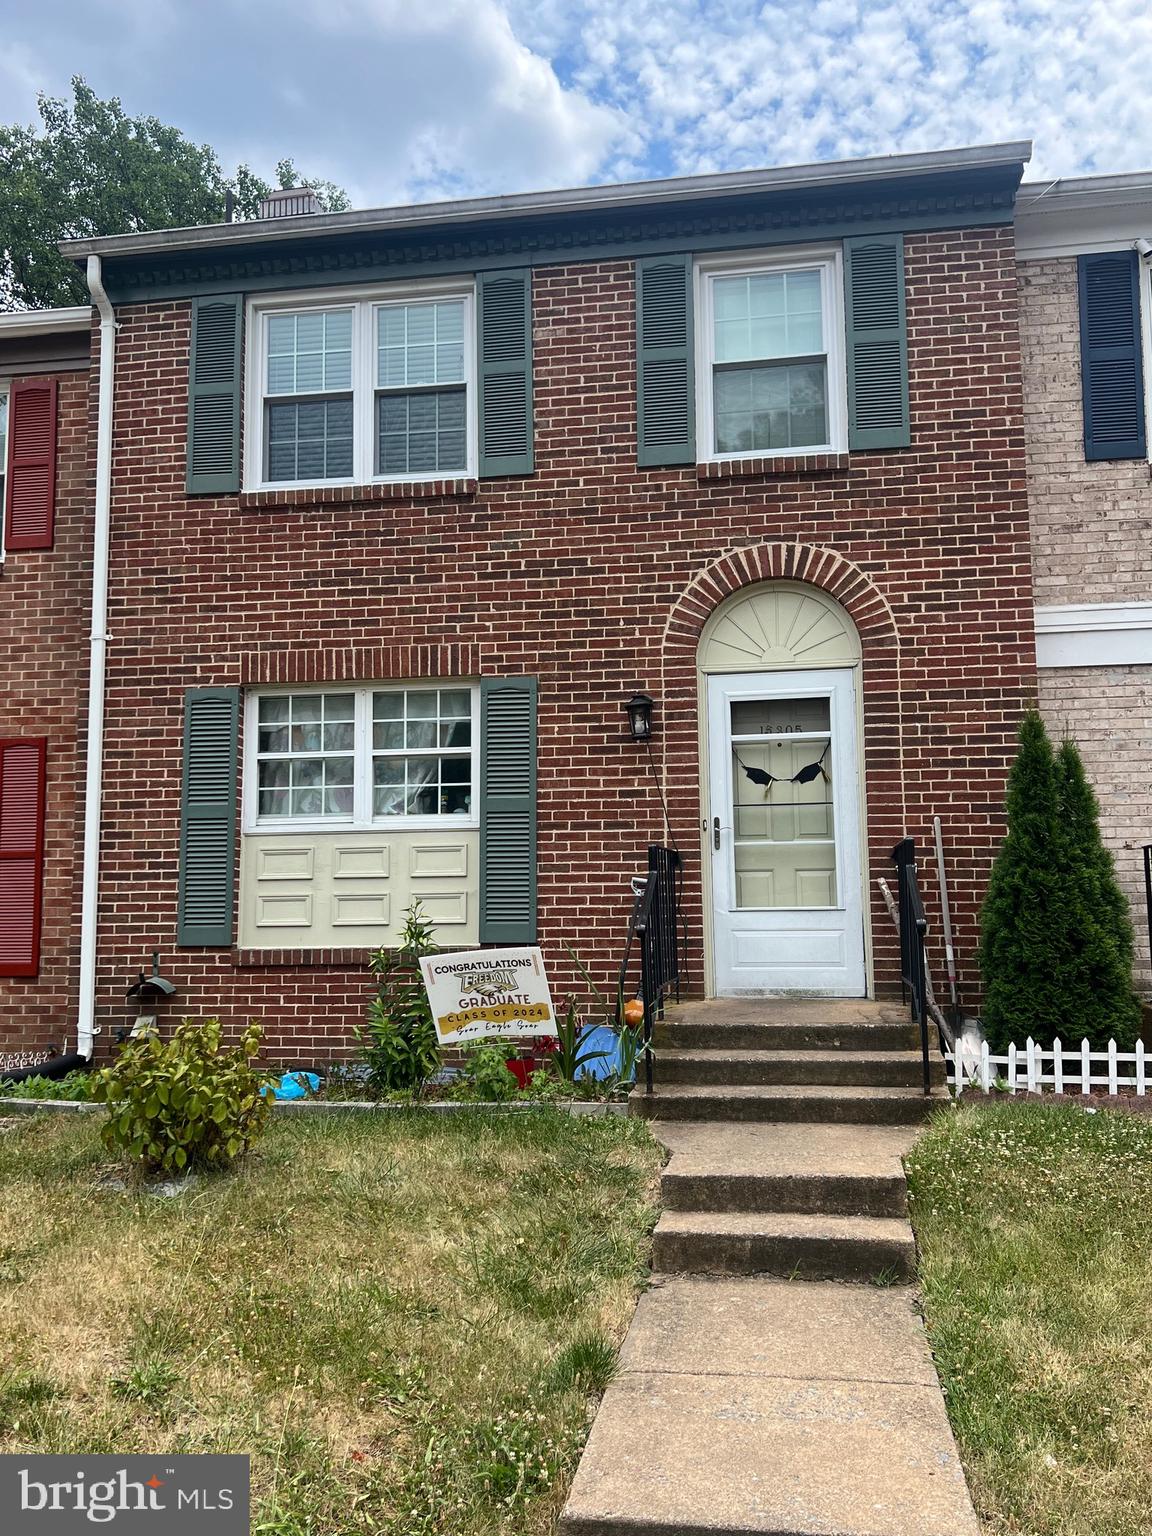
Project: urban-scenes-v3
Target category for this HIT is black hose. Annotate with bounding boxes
[0,1051,90,1086]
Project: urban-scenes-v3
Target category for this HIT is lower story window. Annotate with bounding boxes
[246,684,477,831]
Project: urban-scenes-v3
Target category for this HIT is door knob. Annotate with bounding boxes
[713,816,721,850]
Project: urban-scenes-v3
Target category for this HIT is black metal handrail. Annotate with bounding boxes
[619,845,682,1093]
[891,838,932,1095]
[1143,844,1152,976]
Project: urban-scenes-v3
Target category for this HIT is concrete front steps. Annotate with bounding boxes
[559,998,977,1536]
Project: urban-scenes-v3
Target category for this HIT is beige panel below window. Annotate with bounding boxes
[409,842,468,878]
[257,845,314,880]
[333,844,391,879]
[256,892,313,927]
[239,828,479,948]
[419,892,468,925]
[332,892,391,927]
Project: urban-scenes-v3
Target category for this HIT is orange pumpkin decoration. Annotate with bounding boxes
[622,998,645,1028]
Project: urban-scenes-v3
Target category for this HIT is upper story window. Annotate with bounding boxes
[695,248,846,463]
[245,684,478,832]
[247,283,476,490]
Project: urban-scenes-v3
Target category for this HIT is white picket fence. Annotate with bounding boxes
[948,1036,1150,1096]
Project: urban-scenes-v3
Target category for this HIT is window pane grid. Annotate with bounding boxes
[372,687,472,818]
[266,397,354,482]
[712,269,824,363]
[377,300,465,389]
[376,388,467,476]
[267,310,353,395]
[251,688,475,824]
[255,693,356,819]
[715,361,829,454]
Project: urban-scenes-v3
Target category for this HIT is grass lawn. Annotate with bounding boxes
[906,1102,1152,1536]
[0,1109,662,1535]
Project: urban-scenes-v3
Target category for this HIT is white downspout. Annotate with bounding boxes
[77,255,115,1060]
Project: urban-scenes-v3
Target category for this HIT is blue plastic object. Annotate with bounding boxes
[575,1026,625,1082]
[271,1071,321,1101]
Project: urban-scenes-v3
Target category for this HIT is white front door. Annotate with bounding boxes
[707,668,866,996]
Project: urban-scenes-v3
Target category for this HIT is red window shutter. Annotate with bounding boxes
[0,739,47,977]
[4,378,58,551]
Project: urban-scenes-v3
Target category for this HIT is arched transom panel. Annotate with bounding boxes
[698,581,861,672]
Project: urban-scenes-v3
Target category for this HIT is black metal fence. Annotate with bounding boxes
[891,838,932,1095]
[619,845,682,1093]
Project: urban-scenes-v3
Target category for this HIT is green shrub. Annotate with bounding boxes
[91,1019,271,1175]
[358,903,441,1097]
[454,1040,520,1102]
[980,714,1140,1050]
[0,1070,92,1101]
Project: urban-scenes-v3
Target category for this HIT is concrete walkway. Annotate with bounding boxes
[559,999,978,1536]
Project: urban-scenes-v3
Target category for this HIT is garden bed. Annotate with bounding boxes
[906,1102,1152,1536]
[0,1109,662,1535]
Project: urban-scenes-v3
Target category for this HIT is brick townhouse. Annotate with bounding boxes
[1016,174,1152,994]
[0,306,92,1059]
[2,141,1045,1061]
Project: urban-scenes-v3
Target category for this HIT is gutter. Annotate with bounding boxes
[76,256,115,1061]
[59,140,1033,264]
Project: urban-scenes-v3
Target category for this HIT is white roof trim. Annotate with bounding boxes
[0,305,92,338]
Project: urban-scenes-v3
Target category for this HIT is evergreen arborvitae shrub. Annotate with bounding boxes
[979,712,1069,1051]
[1055,738,1141,1049]
[979,713,1141,1051]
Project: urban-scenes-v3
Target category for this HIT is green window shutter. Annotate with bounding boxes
[636,254,695,466]
[844,235,910,451]
[479,677,537,944]
[186,294,243,494]
[1079,251,1147,461]
[478,269,534,477]
[177,687,240,947]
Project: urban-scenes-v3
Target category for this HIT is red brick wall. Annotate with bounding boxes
[0,368,90,1057]
[72,224,1034,1060]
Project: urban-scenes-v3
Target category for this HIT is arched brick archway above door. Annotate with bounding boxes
[663,542,900,660]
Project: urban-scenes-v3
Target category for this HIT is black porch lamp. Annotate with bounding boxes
[624,693,655,741]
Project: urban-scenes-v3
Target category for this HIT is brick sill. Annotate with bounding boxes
[698,454,851,481]
[234,948,374,969]
[239,479,477,511]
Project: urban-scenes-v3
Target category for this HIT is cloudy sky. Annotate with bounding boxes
[2,0,1151,208]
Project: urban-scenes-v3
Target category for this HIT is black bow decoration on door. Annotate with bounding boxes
[735,742,829,795]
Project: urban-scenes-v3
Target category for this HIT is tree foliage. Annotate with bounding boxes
[0,78,349,310]
[979,712,1140,1051]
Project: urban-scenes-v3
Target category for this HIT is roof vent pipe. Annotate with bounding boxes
[257,187,320,220]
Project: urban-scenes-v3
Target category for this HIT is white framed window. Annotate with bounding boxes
[244,684,479,832]
[245,280,476,491]
[695,247,846,463]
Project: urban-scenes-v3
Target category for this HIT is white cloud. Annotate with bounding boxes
[506,0,1152,183]
[4,0,1152,206]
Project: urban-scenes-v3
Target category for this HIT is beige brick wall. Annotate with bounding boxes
[1019,255,1152,606]
[1039,665,1152,996]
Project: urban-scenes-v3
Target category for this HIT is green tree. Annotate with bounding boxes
[0,78,349,310]
[979,712,1070,1050]
[980,712,1141,1051]
[1054,737,1140,1048]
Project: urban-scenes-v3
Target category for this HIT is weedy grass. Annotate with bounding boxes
[0,1110,662,1534]
[906,1102,1152,1536]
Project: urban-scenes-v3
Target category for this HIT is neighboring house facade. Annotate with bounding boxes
[0,307,92,1059]
[1016,176,1152,994]
[4,143,1040,1058]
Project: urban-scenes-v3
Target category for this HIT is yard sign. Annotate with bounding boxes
[419,947,557,1045]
